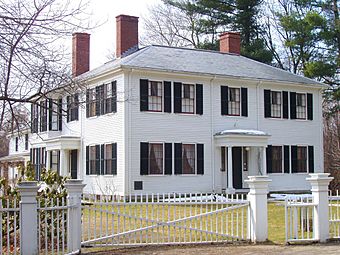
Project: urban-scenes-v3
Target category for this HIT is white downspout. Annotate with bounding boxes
[210,76,216,192]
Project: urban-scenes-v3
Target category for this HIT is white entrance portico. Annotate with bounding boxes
[214,129,270,193]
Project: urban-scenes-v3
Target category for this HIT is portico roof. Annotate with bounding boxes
[31,135,81,151]
[214,129,270,147]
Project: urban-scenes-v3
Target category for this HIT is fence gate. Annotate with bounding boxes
[81,193,249,247]
[284,195,318,243]
[329,190,340,239]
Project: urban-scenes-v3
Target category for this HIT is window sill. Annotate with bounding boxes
[174,113,202,117]
[221,115,246,118]
[141,111,170,115]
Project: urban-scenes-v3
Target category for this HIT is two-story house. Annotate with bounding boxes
[28,15,325,195]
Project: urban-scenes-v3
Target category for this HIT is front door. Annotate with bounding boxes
[70,150,77,179]
[232,147,243,189]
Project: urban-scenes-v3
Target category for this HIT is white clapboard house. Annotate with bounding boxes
[28,15,325,195]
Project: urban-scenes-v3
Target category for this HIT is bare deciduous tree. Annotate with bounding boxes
[0,0,91,134]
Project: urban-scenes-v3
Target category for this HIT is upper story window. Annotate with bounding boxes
[40,100,48,132]
[15,137,19,152]
[31,104,39,133]
[182,84,195,114]
[221,86,248,117]
[49,99,59,130]
[86,81,117,118]
[148,81,163,112]
[296,93,306,119]
[228,87,240,116]
[271,91,282,118]
[67,94,79,122]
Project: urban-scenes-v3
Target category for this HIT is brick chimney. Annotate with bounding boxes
[219,32,241,55]
[72,33,90,77]
[116,15,139,58]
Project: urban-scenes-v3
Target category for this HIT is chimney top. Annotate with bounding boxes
[219,32,241,55]
[72,33,90,77]
[116,14,139,58]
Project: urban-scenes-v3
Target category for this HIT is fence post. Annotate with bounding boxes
[306,173,333,242]
[18,181,39,255]
[245,175,271,242]
[64,179,86,253]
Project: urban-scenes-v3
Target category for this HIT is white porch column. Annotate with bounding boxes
[18,181,40,255]
[262,147,267,175]
[245,176,271,242]
[306,173,333,242]
[46,150,50,171]
[59,149,66,176]
[227,146,235,193]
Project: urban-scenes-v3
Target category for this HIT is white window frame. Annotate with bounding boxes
[148,142,164,175]
[181,83,195,114]
[148,81,163,112]
[296,93,307,120]
[181,143,196,175]
[227,87,241,116]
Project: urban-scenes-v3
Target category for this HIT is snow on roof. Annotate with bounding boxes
[215,129,270,136]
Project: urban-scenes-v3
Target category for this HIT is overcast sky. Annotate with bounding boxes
[87,0,161,69]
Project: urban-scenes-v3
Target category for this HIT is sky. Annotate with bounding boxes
[87,0,161,69]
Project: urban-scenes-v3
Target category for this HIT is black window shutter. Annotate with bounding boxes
[264,89,271,118]
[30,148,33,162]
[266,145,273,173]
[174,143,182,174]
[112,143,117,175]
[221,86,228,115]
[30,104,34,133]
[241,87,248,117]
[100,144,104,175]
[283,91,289,119]
[174,82,182,113]
[95,86,100,116]
[112,81,117,113]
[100,85,105,115]
[164,143,172,175]
[140,142,149,175]
[86,90,89,118]
[140,79,149,111]
[284,145,290,173]
[307,93,313,120]
[95,145,100,175]
[290,92,297,119]
[197,144,204,175]
[66,96,70,122]
[86,146,89,175]
[308,146,314,173]
[164,81,172,113]
[58,98,62,131]
[196,84,203,115]
[49,151,53,169]
[291,146,298,173]
[74,94,79,120]
[48,99,53,130]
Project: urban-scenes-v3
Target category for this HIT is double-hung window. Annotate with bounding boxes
[89,145,97,174]
[271,146,283,173]
[228,87,240,116]
[67,94,79,122]
[181,84,195,114]
[271,91,281,118]
[104,83,116,114]
[149,143,164,174]
[50,150,60,172]
[148,81,163,112]
[87,88,96,117]
[296,146,307,172]
[104,143,117,175]
[296,93,306,119]
[31,104,39,133]
[182,144,195,174]
[40,100,48,132]
[50,100,59,131]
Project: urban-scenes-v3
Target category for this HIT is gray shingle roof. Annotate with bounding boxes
[82,45,322,86]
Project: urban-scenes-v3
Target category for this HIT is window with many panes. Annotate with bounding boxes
[40,101,48,132]
[50,100,59,131]
[182,84,195,113]
[67,94,79,122]
[182,144,195,174]
[271,146,283,173]
[228,87,240,115]
[104,144,114,174]
[148,81,163,112]
[104,84,114,114]
[31,104,39,133]
[87,89,96,117]
[89,145,97,174]
[50,150,59,172]
[296,93,306,119]
[149,143,163,174]
[297,146,307,172]
[271,91,281,118]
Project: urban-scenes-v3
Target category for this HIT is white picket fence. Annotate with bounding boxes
[81,193,249,247]
[329,190,340,239]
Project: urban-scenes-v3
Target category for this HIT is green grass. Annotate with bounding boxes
[267,202,286,244]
